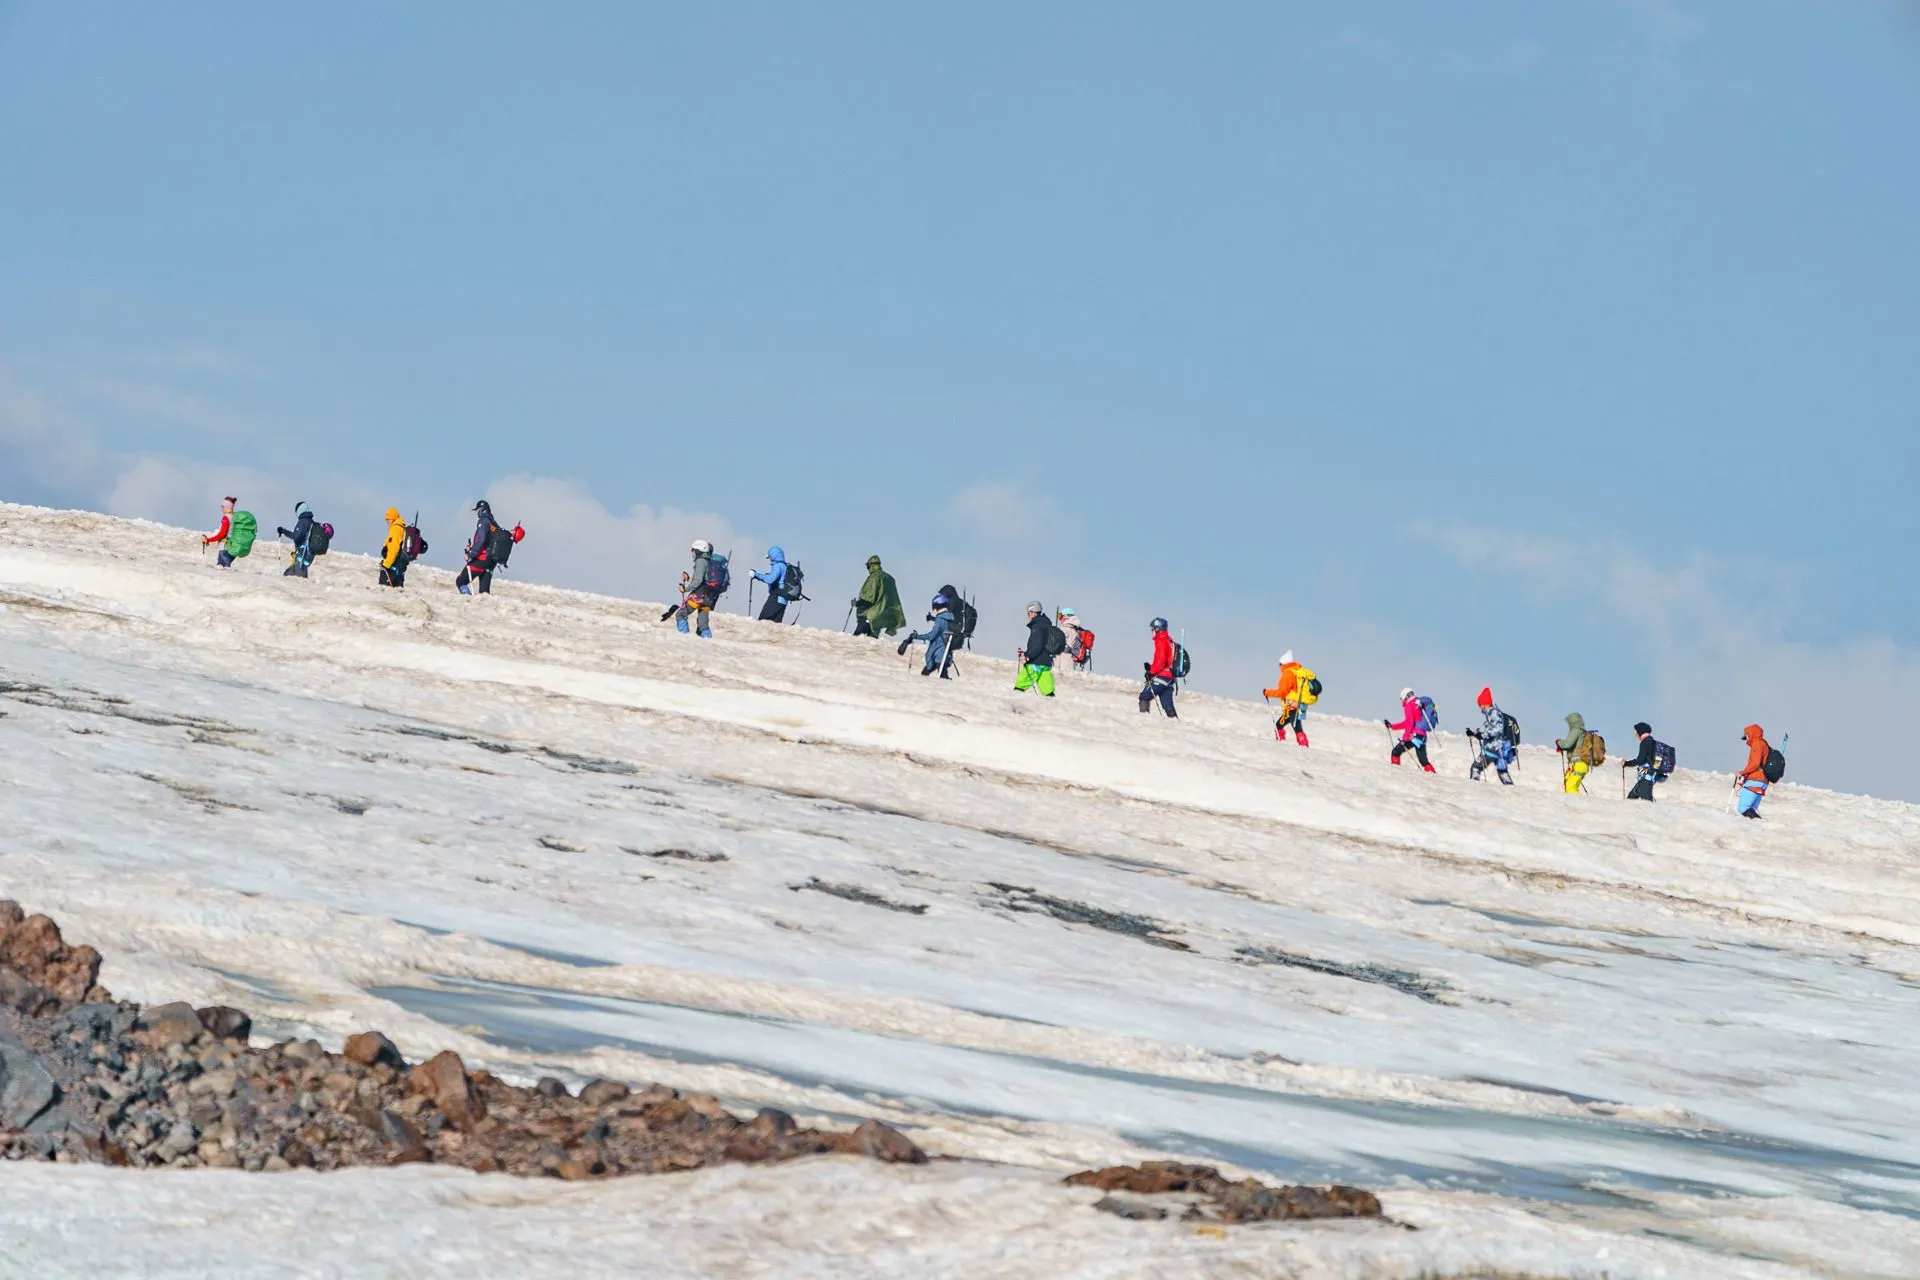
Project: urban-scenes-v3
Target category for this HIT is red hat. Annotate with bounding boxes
[1476,687,1493,709]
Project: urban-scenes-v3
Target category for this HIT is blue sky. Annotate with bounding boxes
[3,2,1916,797]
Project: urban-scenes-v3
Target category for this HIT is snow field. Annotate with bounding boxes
[1,503,1917,1278]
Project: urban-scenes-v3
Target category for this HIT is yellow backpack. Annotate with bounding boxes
[1294,667,1321,705]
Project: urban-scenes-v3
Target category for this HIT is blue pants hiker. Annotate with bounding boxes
[1139,677,1176,717]
[1736,780,1767,817]
[921,632,951,675]
[1471,736,1516,783]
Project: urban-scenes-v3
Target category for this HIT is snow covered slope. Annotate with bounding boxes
[1,502,1916,1279]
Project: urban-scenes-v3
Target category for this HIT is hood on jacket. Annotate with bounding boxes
[1744,723,1766,744]
[866,555,882,570]
[385,507,402,523]
[1564,712,1587,734]
[766,546,785,564]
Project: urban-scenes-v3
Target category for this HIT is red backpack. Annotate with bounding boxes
[1074,628,1096,666]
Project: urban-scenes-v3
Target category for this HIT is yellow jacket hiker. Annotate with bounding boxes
[379,508,408,589]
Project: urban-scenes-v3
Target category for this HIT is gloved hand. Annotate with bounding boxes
[850,598,863,609]
[1382,719,1393,728]
[1143,662,1152,675]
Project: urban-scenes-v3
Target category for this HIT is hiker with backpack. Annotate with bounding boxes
[1014,601,1064,697]
[1624,722,1674,801]
[897,593,956,678]
[1385,688,1437,772]
[1138,617,1179,717]
[674,539,729,637]
[276,502,327,578]
[1734,723,1780,819]
[379,507,408,588]
[201,497,255,568]
[1261,650,1319,746]
[751,547,804,623]
[850,556,905,638]
[935,585,978,667]
[1465,686,1519,785]
[458,500,496,595]
[1057,608,1095,670]
[1556,713,1605,793]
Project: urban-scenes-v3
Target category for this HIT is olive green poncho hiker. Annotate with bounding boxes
[852,556,906,637]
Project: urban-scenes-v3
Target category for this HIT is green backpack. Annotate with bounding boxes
[227,511,258,558]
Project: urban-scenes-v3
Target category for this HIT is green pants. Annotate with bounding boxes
[1014,664,1056,696]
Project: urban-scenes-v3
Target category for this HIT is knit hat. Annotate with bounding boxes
[1633,722,1652,736]
[1476,687,1493,709]
[1279,650,1294,665]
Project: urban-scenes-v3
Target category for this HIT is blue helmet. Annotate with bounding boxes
[1150,617,1168,632]
[931,593,950,607]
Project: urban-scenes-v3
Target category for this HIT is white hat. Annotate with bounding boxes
[1398,687,1414,702]
[1280,650,1294,664]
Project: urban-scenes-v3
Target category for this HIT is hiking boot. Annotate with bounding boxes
[1498,771,1514,786]
[1470,764,1485,781]
[458,584,472,596]
[1390,756,1401,766]
[1295,732,1309,747]
[1421,763,1436,774]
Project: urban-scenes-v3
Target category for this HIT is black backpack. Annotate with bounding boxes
[780,562,807,601]
[1044,624,1067,657]
[487,524,515,567]
[1652,740,1676,779]
[938,586,978,646]
[1306,676,1324,699]
[1763,746,1787,784]
[308,521,333,556]
[1171,642,1191,680]
[1500,712,1521,745]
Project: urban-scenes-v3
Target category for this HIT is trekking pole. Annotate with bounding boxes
[1621,762,1627,799]
[747,577,755,618]
[843,604,854,633]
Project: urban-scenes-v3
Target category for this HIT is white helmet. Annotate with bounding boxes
[1398,687,1414,702]
[691,539,712,554]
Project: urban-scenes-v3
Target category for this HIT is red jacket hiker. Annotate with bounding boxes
[1148,629,1175,680]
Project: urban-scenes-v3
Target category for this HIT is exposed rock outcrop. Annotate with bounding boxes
[0,900,928,1177]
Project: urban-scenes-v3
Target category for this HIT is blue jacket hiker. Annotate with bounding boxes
[1466,687,1517,785]
[276,502,315,579]
[752,547,801,623]
[898,595,955,677]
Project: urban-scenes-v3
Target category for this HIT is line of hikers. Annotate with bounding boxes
[201,498,522,594]
[199,500,1785,817]
[1261,659,1782,814]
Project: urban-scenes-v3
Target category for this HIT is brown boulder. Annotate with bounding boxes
[578,1078,630,1108]
[196,1006,253,1043]
[134,1001,205,1048]
[854,1120,927,1164]
[343,1031,404,1069]
[0,902,104,1009]
[407,1050,485,1127]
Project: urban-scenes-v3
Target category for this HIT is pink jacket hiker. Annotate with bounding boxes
[1388,696,1424,741]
